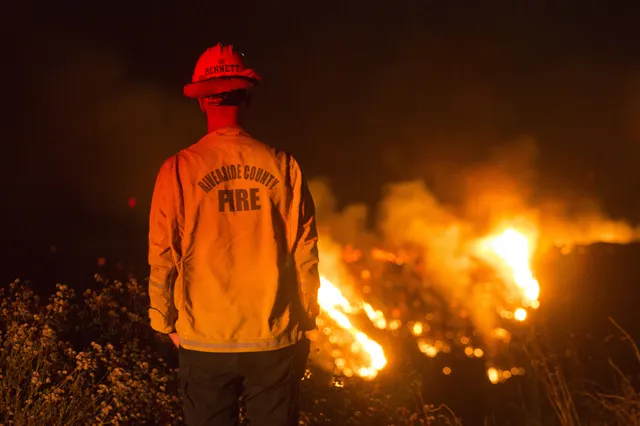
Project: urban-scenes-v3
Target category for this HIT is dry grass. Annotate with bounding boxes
[582,319,640,426]
[0,274,637,425]
[0,277,181,425]
[0,276,431,425]
[524,318,640,426]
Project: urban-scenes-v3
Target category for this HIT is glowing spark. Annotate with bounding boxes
[411,322,423,336]
[418,340,439,358]
[487,367,499,384]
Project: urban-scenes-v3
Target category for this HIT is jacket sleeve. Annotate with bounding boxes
[148,156,182,334]
[289,157,321,331]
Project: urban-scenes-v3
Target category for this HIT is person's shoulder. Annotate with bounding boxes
[157,149,188,175]
[242,133,276,151]
[267,146,301,172]
[170,132,214,162]
[162,150,186,167]
[236,132,305,174]
[242,134,291,161]
[158,154,176,171]
[181,133,215,157]
[273,150,307,184]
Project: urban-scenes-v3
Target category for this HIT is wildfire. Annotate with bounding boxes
[305,167,640,389]
[477,227,541,319]
[312,225,541,384]
[315,276,387,379]
[487,228,540,302]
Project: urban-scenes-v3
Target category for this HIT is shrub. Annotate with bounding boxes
[0,276,436,425]
[0,277,181,425]
[1,274,637,425]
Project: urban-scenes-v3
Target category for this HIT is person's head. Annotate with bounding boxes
[197,89,251,127]
[184,43,262,131]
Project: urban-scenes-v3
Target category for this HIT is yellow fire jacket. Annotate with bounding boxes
[148,126,320,352]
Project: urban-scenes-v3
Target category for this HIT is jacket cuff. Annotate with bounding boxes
[299,316,318,332]
[149,310,176,334]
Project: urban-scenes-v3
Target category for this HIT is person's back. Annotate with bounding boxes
[147,43,319,426]
[164,129,314,350]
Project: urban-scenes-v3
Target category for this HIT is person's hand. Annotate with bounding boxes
[169,332,180,348]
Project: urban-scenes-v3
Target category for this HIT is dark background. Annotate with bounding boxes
[4,0,640,308]
[4,2,640,314]
[3,2,640,422]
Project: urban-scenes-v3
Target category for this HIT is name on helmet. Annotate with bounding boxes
[204,64,242,76]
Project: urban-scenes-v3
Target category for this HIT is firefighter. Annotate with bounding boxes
[148,43,320,426]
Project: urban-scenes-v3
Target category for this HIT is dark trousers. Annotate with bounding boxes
[178,341,309,426]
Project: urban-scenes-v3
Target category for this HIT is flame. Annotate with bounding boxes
[411,225,542,385]
[307,177,640,387]
[316,276,387,379]
[476,227,541,319]
[363,303,388,329]
[488,228,540,302]
[312,225,541,384]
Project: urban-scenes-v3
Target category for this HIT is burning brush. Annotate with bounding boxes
[305,224,540,385]
[305,172,640,386]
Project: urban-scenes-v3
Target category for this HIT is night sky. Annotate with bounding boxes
[5,1,640,281]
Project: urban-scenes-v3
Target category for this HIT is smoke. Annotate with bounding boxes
[375,135,640,254]
[378,180,476,303]
[308,179,372,248]
[310,135,640,343]
[537,201,640,252]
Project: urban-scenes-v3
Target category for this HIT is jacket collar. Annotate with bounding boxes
[211,126,250,137]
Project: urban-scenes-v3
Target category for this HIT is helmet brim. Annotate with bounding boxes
[184,74,261,99]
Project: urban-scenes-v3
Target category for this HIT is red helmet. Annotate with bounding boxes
[183,43,262,99]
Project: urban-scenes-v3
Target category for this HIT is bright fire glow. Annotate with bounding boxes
[316,276,387,379]
[487,367,499,384]
[485,228,540,303]
[313,225,541,384]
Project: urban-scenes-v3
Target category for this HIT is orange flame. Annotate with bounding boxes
[476,227,541,321]
[475,226,540,382]
[316,276,387,379]
[313,225,540,384]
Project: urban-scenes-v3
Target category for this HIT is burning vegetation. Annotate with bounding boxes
[307,207,542,384]
[304,141,640,388]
